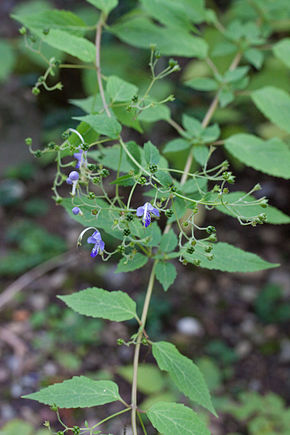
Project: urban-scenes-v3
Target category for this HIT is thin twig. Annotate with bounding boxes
[95,18,111,118]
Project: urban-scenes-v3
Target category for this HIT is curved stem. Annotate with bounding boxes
[95,17,111,117]
[131,260,157,434]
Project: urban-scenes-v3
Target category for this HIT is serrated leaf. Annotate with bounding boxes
[19,27,95,62]
[58,287,137,321]
[224,66,249,83]
[112,17,208,58]
[219,89,234,107]
[147,402,210,435]
[90,145,132,172]
[74,114,121,139]
[107,75,137,102]
[185,77,218,91]
[163,138,191,153]
[216,191,290,224]
[125,141,142,171]
[156,262,177,291]
[273,38,290,68]
[70,94,105,114]
[23,376,120,408]
[112,106,142,133]
[118,364,166,394]
[184,242,278,272]
[144,141,160,165]
[182,114,203,137]
[152,341,216,415]
[86,0,118,15]
[251,86,290,134]
[244,48,264,69]
[12,10,87,36]
[116,253,148,273]
[193,145,209,166]
[224,134,290,179]
[138,104,170,122]
[160,230,178,253]
[202,123,220,143]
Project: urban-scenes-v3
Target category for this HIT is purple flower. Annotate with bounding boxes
[74,148,87,169]
[66,171,79,184]
[72,206,81,215]
[136,202,160,228]
[87,230,105,258]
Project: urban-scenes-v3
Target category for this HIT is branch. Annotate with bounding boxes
[95,18,111,117]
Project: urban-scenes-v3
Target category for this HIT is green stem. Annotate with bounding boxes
[89,407,130,430]
[131,260,158,434]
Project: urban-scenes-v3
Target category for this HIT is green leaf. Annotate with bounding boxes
[244,48,264,69]
[118,364,166,394]
[193,145,209,166]
[23,376,120,408]
[273,38,290,68]
[224,134,290,179]
[74,114,121,138]
[163,138,191,153]
[144,141,161,165]
[182,114,203,137]
[184,242,278,272]
[21,27,95,62]
[86,0,118,15]
[90,145,132,172]
[125,141,142,171]
[112,17,208,58]
[116,253,148,273]
[112,106,142,133]
[224,66,249,83]
[216,191,290,224]
[152,341,215,415]
[147,402,211,435]
[12,10,87,36]
[219,89,234,107]
[58,287,137,322]
[138,104,170,122]
[202,124,220,142]
[107,75,137,102]
[140,0,201,30]
[185,77,218,91]
[156,262,177,291]
[251,86,290,134]
[160,230,178,253]
[0,40,15,82]
[70,94,105,114]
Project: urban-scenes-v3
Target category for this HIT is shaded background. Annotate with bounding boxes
[0,0,290,434]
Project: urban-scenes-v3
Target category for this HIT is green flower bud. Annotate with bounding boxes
[50,404,58,411]
[47,141,56,150]
[206,225,216,234]
[126,213,133,221]
[186,246,195,254]
[165,209,173,217]
[117,338,124,345]
[149,164,158,173]
[72,427,80,435]
[193,259,201,267]
[123,229,131,236]
[34,150,42,158]
[19,26,26,35]
[32,87,40,95]
[93,176,100,184]
[25,137,32,146]
[43,28,50,35]
[204,245,213,253]
[206,254,214,261]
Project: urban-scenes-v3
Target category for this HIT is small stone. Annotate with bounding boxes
[240,285,257,303]
[235,340,252,358]
[177,317,204,336]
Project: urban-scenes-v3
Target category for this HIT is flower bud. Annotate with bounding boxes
[25,137,32,146]
[19,26,26,35]
[193,259,201,267]
[32,87,40,95]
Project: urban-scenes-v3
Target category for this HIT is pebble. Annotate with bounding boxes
[235,340,252,358]
[279,339,290,363]
[177,317,204,336]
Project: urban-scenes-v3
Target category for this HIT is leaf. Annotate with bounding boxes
[182,114,203,137]
[116,253,148,273]
[118,364,166,394]
[193,145,209,166]
[160,230,178,253]
[74,114,121,138]
[90,145,132,172]
[138,104,170,122]
[86,0,118,15]
[184,242,278,272]
[163,138,191,153]
[224,134,290,179]
[224,66,249,83]
[147,402,211,435]
[107,75,137,102]
[219,89,234,107]
[251,86,290,134]
[70,94,105,114]
[216,191,290,224]
[244,48,264,69]
[23,376,120,408]
[156,262,177,291]
[112,106,142,133]
[184,77,218,91]
[12,10,87,36]
[21,27,95,62]
[58,287,137,322]
[0,40,15,82]
[202,124,220,143]
[144,141,161,165]
[112,17,208,59]
[152,341,215,415]
[125,141,142,171]
[273,38,290,68]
